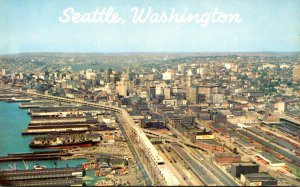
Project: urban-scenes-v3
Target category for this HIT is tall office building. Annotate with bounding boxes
[197,67,206,78]
[149,86,156,99]
[163,87,172,99]
[110,73,121,83]
[116,79,128,97]
[0,68,6,76]
[224,63,232,70]
[187,76,193,87]
[198,86,211,102]
[187,86,198,104]
[106,68,112,83]
[86,69,96,80]
[178,64,184,74]
[162,70,173,80]
[292,65,300,81]
[156,85,163,95]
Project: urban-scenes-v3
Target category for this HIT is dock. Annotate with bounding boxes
[0,167,84,186]
[0,151,72,162]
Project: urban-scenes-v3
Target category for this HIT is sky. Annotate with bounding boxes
[0,0,299,54]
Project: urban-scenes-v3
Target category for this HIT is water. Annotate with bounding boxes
[0,101,88,170]
[0,101,33,156]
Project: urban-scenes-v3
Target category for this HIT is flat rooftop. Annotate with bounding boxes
[243,173,276,181]
[231,162,258,166]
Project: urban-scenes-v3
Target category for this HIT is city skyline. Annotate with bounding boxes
[1,0,300,54]
[1,53,300,186]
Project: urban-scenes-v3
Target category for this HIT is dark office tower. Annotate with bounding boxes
[61,73,67,79]
[44,70,49,77]
[110,73,121,84]
[126,67,132,74]
[107,67,112,74]
[187,86,199,104]
[106,68,112,83]
[198,94,206,103]
[44,70,49,81]
[149,86,156,99]
[56,69,60,79]
[128,72,134,81]
[106,73,110,83]
[134,78,140,86]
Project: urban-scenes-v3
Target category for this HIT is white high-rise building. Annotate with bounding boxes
[177,64,184,74]
[197,67,206,78]
[156,85,163,95]
[1,68,6,76]
[162,71,173,80]
[224,63,232,70]
[187,69,193,76]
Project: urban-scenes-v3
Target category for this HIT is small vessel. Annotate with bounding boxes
[8,97,32,102]
[33,164,47,170]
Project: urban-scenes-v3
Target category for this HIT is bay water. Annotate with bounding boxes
[0,101,87,170]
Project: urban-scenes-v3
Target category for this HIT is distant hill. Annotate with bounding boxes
[1,51,299,58]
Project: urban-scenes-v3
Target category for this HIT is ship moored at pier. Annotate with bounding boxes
[29,133,102,149]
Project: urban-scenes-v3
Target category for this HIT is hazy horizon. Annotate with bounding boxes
[1,51,300,56]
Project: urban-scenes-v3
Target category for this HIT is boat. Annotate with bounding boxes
[33,164,47,170]
[7,97,32,102]
[29,134,99,149]
[29,137,94,148]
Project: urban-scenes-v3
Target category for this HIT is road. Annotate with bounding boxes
[145,122,240,186]
[166,123,239,186]
[171,143,218,185]
[116,116,152,186]
[188,147,240,186]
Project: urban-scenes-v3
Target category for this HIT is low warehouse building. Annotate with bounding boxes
[241,173,277,186]
[214,153,241,165]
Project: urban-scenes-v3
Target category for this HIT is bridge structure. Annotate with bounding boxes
[2,88,181,186]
